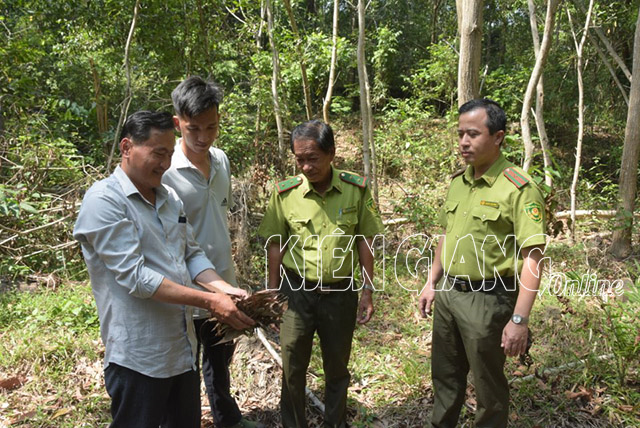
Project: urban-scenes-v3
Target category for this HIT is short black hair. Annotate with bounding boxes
[459,98,506,135]
[290,120,335,154]
[172,76,223,118]
[120,110,174,143]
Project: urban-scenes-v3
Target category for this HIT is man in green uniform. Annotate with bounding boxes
[418,99,546,428]
[258,119,384,428]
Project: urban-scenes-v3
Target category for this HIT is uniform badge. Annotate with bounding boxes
[524,202,543,223]
[365,197,378,214]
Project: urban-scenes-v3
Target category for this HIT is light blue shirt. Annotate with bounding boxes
[73,166,214,378]
[163,143,237,319]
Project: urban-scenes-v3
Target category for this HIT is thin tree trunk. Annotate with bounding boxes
[89,58,108,134]
[265,0,286,162]
[574,0,632,82]
[457,0,484,106]
[567,0,594,242]
[356,0,378,202]
[254,1,266,159]
[323,0,339,124]
[589,33,630,106]
[195,0,212,70]
[521,0,560,174]
[610,9,640,258]
[106,0,140,173]
[282,0,313,120]
[431,0,443,44]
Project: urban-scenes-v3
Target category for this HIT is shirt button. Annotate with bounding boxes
[482,215,486,219]
[322,200,326,205]
[322,223,326,227]
[463,211,467,216]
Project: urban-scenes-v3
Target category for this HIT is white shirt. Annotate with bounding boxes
[73,166,214,377]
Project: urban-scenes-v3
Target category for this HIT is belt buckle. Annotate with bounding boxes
[460,282,468,292]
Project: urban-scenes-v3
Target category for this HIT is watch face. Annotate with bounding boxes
[512,314,522,324]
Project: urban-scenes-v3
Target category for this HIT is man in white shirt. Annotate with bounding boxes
[162,77,264,428]
[74,110,255,428]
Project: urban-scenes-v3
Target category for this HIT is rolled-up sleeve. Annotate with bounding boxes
[73,190,164,298]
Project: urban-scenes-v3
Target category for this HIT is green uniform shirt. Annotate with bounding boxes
[258,167,384,282]
[439,153,546,281]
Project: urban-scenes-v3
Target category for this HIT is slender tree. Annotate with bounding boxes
[106,0,140,173]
[265,0,286,161]
[282,0,313,120]
[567,0,594,241]
[323,0,339,124]
[610,8,640,258]
[521,0,561,176]
[357,0,378,202]
[457,0,484,106]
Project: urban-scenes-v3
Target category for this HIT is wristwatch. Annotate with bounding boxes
[511,314,529,325]
[363,284,375,292]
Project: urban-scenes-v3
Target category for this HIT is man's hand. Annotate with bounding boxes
[418,283,436,317]
[206,293,255,331]
[357,290,374,324]
[501,321,529,357]
[225,286,249,298]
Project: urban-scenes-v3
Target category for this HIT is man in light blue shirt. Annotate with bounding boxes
[73,110,255,428]
[162,76,264,428]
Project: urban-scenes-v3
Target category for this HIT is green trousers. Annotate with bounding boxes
[279,276,358,428]
[430,286,517,428]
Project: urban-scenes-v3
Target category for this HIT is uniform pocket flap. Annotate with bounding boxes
[444,200,459,213]
[472,206,500,222]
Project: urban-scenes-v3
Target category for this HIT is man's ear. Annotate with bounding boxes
[495,130,505,146]
[120,138,132,157]
[173,116,181,133]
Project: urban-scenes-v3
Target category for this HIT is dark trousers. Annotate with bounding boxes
[194,318,243,427]
[430,287,517,428]
[279,276,359,428]
[104,363,200,428]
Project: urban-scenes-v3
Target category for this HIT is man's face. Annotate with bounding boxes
[457,108,503,170]
[292,138,335,184]
[121,129,175,194]
[174,106,220,156]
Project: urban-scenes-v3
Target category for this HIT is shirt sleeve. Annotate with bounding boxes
[257,186,288,240]
[356,186,384,238]
[513,182,547,248]
[73,189,164,299]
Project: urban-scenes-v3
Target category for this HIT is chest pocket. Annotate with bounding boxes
[336,212,359,235]
[288,217,311,243]
[470,206,501,241]
[444,200,459,233]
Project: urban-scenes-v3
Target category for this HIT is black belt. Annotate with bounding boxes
[446,276,515,293]
[284,269,353,293]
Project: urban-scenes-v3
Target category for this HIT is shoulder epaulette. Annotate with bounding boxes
[276,176,303,194]
[503,167,529,189]
[450,168,466,180]
[339,171,367,188]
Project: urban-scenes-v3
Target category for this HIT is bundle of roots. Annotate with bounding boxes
[202,290,288,345]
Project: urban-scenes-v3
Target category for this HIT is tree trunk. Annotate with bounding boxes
[521,0,560,175]
[457,0,484,106]
[283,0,313,120]
[89,58,108,135]
[567,0,594,242]
[431,0,443,44]
[357,0,378,202]
[610,9,640,258]
[195,0,212,70]
[265,0,286,162]
[106,0,140,173]
[589,33,629,106]
[323,0,339,124]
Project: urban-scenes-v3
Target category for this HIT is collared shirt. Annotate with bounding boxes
[438,153,547,281]
[258,167,384,282]
[73,166,214,378]
[162,142,236,286]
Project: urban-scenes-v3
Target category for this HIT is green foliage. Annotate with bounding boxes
[404,41,458,113]
[371,26,400,107]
